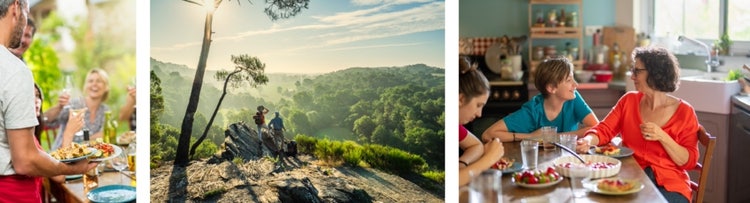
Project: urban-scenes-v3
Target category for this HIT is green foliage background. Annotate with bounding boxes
[149,58,445,173]
[28,8,135,150]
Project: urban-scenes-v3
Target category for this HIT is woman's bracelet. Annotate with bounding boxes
[459,160,468,167]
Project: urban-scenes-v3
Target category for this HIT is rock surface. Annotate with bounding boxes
[150,122,443,202]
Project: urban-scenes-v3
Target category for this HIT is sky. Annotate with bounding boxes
[150,0,445,74]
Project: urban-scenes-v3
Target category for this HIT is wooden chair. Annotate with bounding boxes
[691,125,716,203]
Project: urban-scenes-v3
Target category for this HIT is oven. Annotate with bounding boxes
[463,55,529,136]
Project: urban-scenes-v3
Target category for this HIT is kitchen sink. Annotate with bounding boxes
[672,70,740,114]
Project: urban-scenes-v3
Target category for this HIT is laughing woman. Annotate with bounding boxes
[575,47,699,203]
[46,69,111,150]
[458,57,504,186]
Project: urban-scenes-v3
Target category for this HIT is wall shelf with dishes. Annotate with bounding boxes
[527,0,584,82]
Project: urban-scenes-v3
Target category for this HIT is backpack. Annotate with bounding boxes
[253,112,263,125]
[285,141,298,157]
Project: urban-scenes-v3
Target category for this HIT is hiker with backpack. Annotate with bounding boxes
[253,105,269,143]
[268,112,286,152]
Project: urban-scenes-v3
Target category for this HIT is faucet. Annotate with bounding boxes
[678,35,719,74]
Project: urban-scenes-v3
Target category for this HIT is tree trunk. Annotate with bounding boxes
[175,11,214,167]
[189,69,240,157]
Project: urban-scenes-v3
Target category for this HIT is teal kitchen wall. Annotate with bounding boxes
[459,0,617,55]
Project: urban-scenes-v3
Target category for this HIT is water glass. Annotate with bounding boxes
[520,140,539,170]
[569,164,591,198]
[541,126,558,151]
[469,170,503,203]
[559,134,578,155]
[111,152,129,184]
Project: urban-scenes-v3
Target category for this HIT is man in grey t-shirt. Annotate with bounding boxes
[0,0,96,201]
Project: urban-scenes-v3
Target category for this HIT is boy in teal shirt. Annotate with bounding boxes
[482,58,598,142]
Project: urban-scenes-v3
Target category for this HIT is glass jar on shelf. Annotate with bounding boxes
[533,46,544,61]
[568,12,578,27]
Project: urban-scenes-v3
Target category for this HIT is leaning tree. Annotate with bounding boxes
[175,0,310,166]
[189,54,268,158]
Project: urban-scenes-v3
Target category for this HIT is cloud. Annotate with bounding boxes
[153,1,444,52]
[351,0,433,6]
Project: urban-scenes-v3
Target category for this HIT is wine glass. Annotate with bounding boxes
[110,151,128,184]
[62,74,73,96]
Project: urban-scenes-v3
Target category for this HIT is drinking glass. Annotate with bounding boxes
[62,74,73,96]
[520,139,539,169]
[126,141,136,172]
[541,126,558,151]
[569,164,591,198]
[468,170,503,203]
[559,134,578,155]
[111,151,129,184]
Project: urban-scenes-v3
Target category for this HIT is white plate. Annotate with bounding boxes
[513,175,563,189]
[55,148,98,163]
[583,178,644,195]
[589,146,635,158]
[89,144,122,162]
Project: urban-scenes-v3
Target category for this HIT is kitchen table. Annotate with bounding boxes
[461,141,668,203]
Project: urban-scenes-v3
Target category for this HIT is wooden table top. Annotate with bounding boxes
[50,170,136,203]
[462,141,668,203]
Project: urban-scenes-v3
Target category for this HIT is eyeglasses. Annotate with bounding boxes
[630,67,647,75]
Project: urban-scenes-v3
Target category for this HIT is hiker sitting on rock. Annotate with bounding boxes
[253,105,269,143]
[268,112,286,151]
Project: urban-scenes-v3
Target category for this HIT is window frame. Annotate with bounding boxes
[643,0,749,56]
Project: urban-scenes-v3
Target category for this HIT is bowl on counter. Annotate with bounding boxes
[594,70,614,83]
[575,70,594,83]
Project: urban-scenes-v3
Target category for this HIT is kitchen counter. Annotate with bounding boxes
[733,94,750,110]
[526,79,627,91]
[528,81,626,119]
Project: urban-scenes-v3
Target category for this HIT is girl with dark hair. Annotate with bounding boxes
[458,57,504,186]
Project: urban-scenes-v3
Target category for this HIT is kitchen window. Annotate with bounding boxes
[651,0,749,55]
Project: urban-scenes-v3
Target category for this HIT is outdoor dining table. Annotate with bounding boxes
[461,140,668,203]
[49,170,136,203]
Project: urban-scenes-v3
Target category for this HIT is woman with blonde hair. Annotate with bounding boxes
[46,69,111,150]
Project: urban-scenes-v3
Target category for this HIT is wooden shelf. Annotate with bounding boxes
[527,0,584,81]
[530,0,582,5]
[530,27,582,38]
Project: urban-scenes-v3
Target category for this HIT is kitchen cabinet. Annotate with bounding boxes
[527,0,584,81]
[729,96,750,203]
[691,112,728,203]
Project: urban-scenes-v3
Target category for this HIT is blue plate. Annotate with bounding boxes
[500,163,524,174]
[87,185,136,203]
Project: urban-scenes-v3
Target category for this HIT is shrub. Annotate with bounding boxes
[202,187,226,199]
[294,134,317,154]
[421,170,445,184]
[232,157,244,165]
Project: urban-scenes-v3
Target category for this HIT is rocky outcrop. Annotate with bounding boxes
[150,122,442,203]
[220,122,285,162]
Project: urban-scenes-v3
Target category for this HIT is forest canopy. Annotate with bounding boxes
[150,58,445,169]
